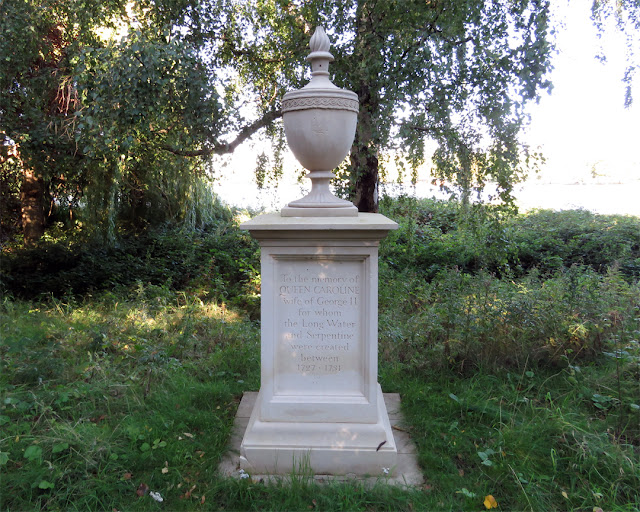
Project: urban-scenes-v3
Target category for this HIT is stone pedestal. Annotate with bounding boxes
[239,213,398,475]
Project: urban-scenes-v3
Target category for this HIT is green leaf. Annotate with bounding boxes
[52,442,69,454]
[139,442,151,452]
[0,452,9,465]
[38,480,55,489]
[0,415,9,425]
[23,445,42,461]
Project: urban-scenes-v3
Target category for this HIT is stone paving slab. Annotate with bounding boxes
[218,392,424,487]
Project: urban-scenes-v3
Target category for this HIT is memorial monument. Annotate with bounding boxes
[239,27,398,476]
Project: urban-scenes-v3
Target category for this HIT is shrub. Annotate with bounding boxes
[379,197,640,280]
[379,265,640,371]
[507,209,640,278]
[0,211,260,306]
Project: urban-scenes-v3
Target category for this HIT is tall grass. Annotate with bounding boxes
[1,197,639,510]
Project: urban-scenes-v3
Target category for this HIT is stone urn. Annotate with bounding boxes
[281,27,359,217]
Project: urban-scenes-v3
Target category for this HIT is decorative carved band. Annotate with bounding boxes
[282,96,359,113]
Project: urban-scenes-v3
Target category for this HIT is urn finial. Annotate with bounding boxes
[280,26,359,217]
[307,26,334,77]
[309,26,330,53]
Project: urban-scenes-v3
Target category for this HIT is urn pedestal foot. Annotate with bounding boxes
[281,171,358,217]
[239,385,397,476]
[281,205,358,217]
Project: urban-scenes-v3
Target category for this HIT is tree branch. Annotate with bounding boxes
[403,123,433,133]
[160,109,283,157]
[220,33,286,64]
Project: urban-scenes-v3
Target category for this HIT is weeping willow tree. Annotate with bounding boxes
[202,0,556,213]
[3,0,639,245]
[2,0,240,244]
[75,27,225,237]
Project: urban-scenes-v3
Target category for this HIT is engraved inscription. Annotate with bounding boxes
[274,258,363,395]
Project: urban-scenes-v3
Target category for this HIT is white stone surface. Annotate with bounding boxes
[239,213,399,475]
[281,26,360,215]
[281,204,358,217]
[219,392,424,487]
[240,212,398,236]
[240,386,396,475]
[283,109,357,174]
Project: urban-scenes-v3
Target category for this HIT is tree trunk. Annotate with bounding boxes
[350,132,379,213]
[349,0,381,213]
[349,80,379,212]
[20,168,45,246]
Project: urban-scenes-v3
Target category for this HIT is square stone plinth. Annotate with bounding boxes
[218,392,424,486]
[239,385,396,475]
[238,213,400,477]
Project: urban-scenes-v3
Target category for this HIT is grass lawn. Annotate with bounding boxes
[2,284,638,510]
[1,199,639,510]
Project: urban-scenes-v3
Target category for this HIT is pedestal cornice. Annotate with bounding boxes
[240,213,398,241]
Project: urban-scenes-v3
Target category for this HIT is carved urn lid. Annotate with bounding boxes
[282,27,358,114]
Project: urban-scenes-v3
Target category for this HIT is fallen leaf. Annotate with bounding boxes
[136,483,149,497]
[593,508,604,512]
[562,491,569,499]
[484,495,498,509]
[458,469,464,477]
[201,495,206,505]
[162,467,169,474]
[123,472,132,481]
[183,432,194,438]
[184,484,196,499]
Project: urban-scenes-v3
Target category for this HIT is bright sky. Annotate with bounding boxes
[525,0,640,184]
